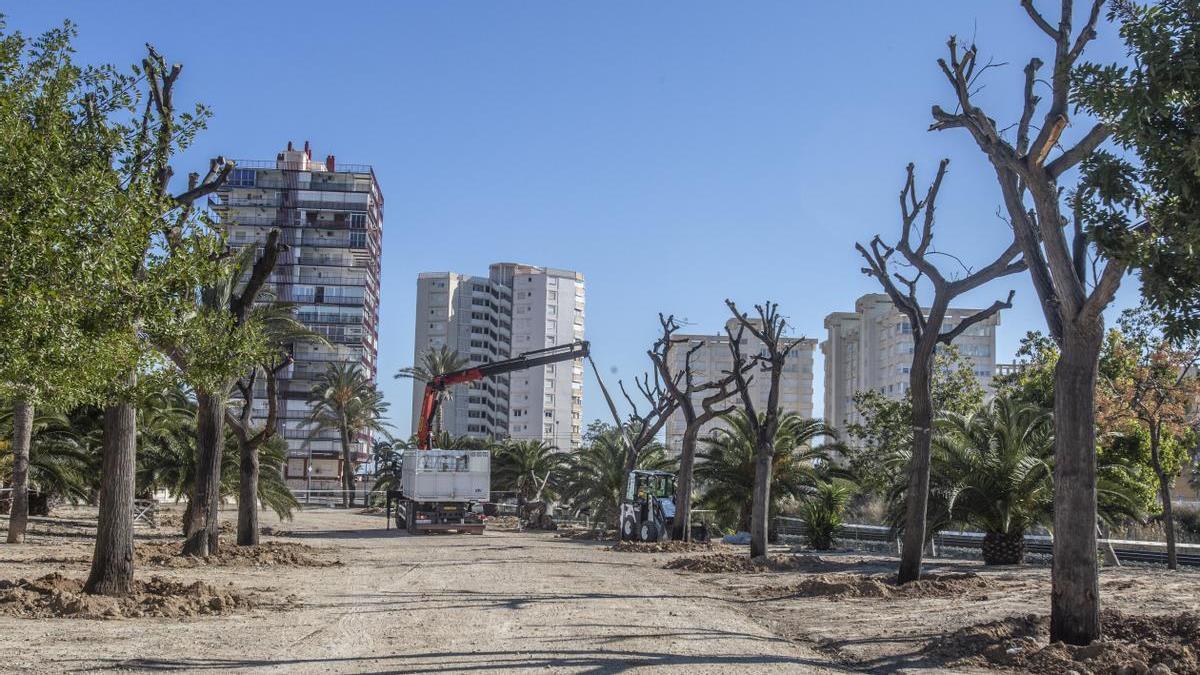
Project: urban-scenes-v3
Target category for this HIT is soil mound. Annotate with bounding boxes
[609,541,726,553]
[485,516,522,531]
[753,572,988,600]
[665,553,825,573]
[0,573,262,619]
[137,541,341,568]
[556,528,616,541]
[926,610,1200,675]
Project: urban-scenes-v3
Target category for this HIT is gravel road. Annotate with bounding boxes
[0,508,845,674]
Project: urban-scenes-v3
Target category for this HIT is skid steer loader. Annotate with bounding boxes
[619,470,677,542]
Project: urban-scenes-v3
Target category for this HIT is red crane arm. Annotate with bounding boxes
[415,341,589,449]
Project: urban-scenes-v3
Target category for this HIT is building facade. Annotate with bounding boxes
[411,263,585,449]
[214,141,383,488]
[821,293,999,435]
[663,319,817,456]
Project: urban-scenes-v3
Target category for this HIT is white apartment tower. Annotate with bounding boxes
[822,293,1000,434]
[411,263,585,449]
[663,319,817,456]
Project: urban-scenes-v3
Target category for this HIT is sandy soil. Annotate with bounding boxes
[1,508,1197,674]
[0,507,840,674]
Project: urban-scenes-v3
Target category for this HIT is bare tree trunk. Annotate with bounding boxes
[236,437,260,547]
[1050,326,1103,645]
[673,425,700,541]
[749,440,773,558]
[184,389,224,556]
[899,353,935,583]
[86,378,137,596]
[5,399,34,544]
[1150,426,1177,570]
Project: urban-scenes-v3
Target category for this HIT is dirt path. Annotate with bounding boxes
[0,509,844,674]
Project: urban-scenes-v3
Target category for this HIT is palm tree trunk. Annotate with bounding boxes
[749,439,773,558]
[340,414,353,509]
[184,389,224,556]
[1150,424,1177,570]
[85,374,137,596]
[236,437,260,546]
[672,424,701,541]
[899,355,935,583]
[1050,323,1103,645]
[6,399,34,544]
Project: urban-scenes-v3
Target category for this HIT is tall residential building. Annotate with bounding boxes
[663,319,817,456]
[214,141,383,488]
[411,263,586,449]
[821,293,1000,435]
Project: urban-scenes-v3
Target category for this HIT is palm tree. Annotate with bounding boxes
[370,438,407,495]
[0,407,95,515]
[395,345,468,437]
[307,363,390,508]
[493,440,566,513]
[695,410,836,534]
[798,480,854,550]
[890,396,1147,565]
[562,424,673,528]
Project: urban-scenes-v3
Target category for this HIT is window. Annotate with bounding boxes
[349,212,367,228]
[229,168,256,187]
[544,410,554,419]
[548,291,558,300]
[350,231,366,247]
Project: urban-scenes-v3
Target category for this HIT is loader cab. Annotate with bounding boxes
[619,470,677,542]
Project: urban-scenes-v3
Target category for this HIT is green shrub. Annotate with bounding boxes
[799,481,852,550]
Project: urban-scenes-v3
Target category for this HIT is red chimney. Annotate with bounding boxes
[325,154,336,172]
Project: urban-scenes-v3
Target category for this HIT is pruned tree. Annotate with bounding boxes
[647,314,742,541]
[226,352,291,547]
[856,159,1024,583]
[925,0,1127,644]
[158,234,287,556]
[586,354,680,488]
[86,45,235,595]
[724,299,800,559]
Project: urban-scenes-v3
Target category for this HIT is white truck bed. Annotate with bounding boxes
[401,449,491,503]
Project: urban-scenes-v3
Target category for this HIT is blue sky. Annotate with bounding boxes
[7,2,1140,437]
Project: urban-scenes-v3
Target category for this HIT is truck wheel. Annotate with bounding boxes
[621,516,637,541]
[639,522,659,543]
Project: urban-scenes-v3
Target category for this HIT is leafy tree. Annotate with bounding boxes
[561,421,672,528]
[306,363,390,508]
[395,345,468,437]
[695,410,835,534]
[0,21,134,544]
[370,438,405,495]
[1097,304,1200,568]
[846,347,986,497]
[1073,0,1200,339]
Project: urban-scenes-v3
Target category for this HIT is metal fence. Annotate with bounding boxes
[774,516,1200,567]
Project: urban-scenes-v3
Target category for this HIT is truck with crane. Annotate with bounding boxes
[389,341,590,534]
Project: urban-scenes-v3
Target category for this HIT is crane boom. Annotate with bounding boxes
[416,340,590,449]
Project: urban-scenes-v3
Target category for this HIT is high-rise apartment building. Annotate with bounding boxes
[663,319,816,456]
[214,141,383,488]
[822,293,999,435]
[411,263,585,449]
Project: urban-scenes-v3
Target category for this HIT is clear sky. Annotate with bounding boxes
[6,1,1140,438]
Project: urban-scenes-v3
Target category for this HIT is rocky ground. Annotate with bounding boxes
[0,507,1197,673]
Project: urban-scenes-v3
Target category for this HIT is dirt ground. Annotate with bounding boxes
[0,507,1197,674]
